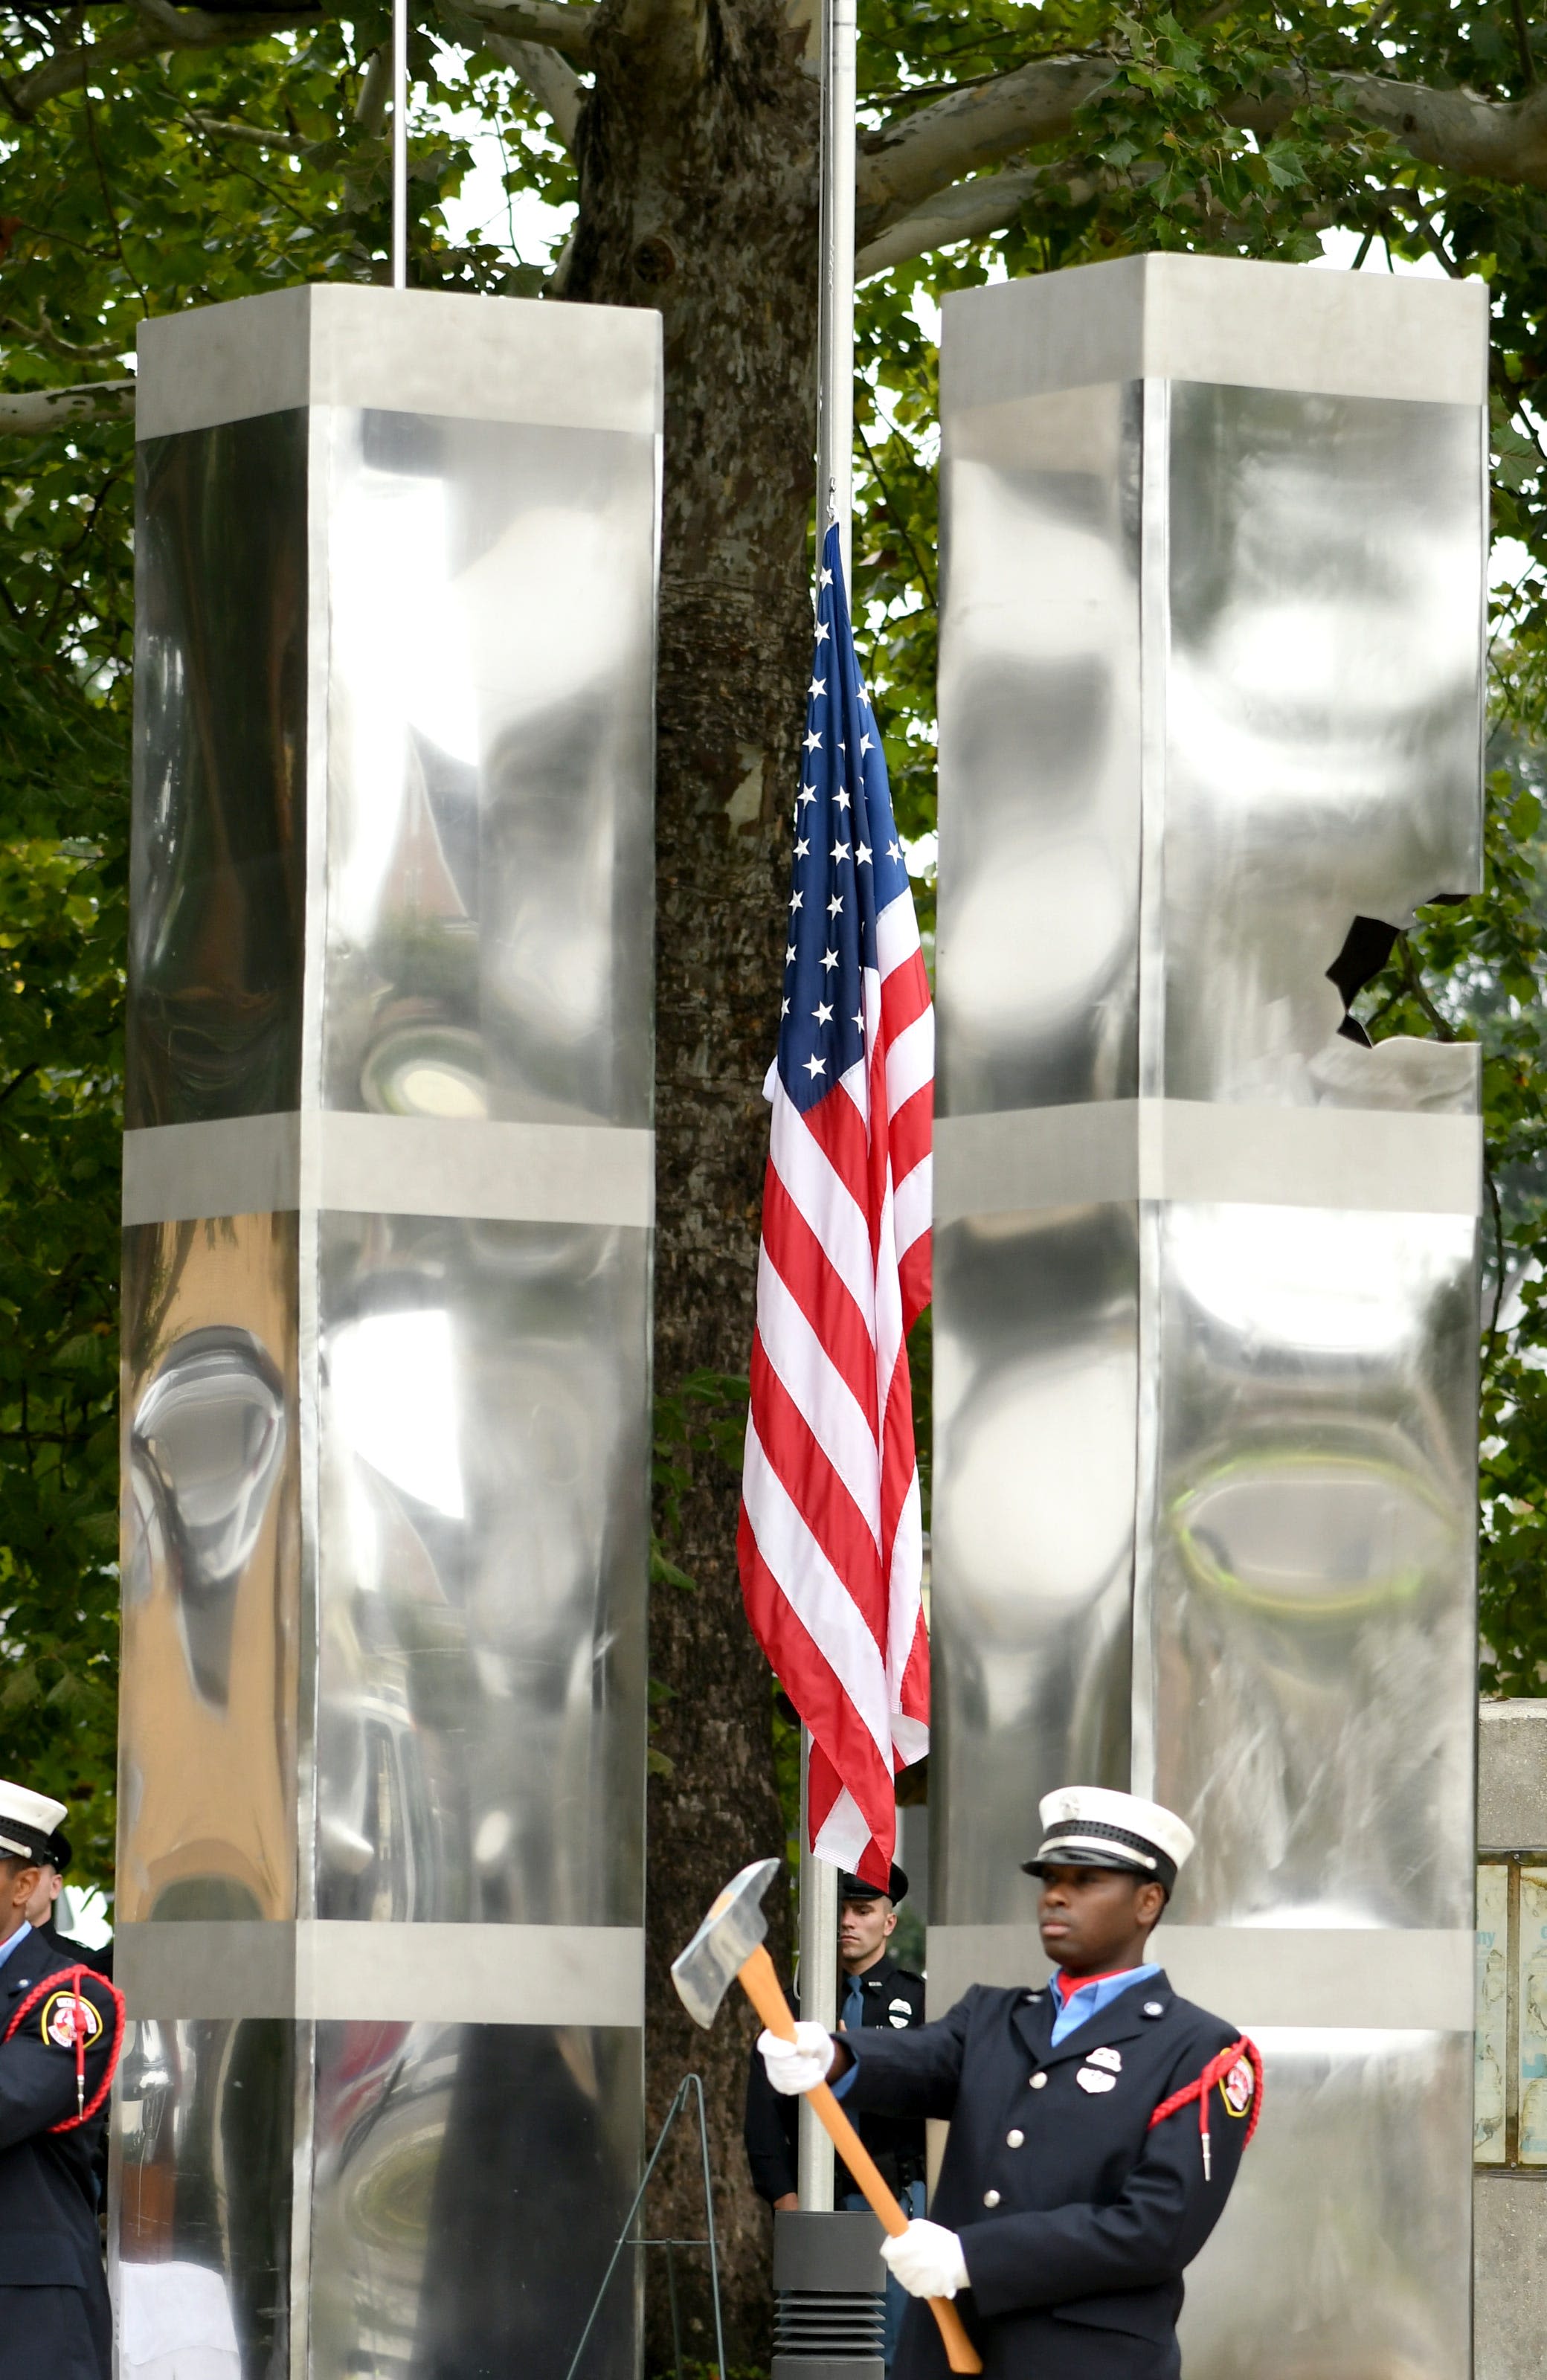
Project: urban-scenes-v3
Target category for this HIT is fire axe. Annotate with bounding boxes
[671,1858,983,2376]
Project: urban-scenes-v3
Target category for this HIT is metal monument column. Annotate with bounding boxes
[929,254,1486,2376]
[114,284,661,2379]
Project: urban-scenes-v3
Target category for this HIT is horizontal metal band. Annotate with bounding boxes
[138,285,663,442]
[942,254,1488,412]
[933,1099,1482,1225]
[122,1113,654,1229]
[925,1923,1475,2033]
[117,1920,645,2026]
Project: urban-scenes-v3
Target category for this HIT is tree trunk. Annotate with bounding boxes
[567,0,819,2361]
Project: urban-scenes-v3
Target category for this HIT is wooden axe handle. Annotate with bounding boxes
[738,1943,983,2376]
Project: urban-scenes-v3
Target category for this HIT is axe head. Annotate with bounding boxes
[670,1857,782,2029]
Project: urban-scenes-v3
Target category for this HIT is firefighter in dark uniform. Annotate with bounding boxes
[745,1865,925,2365]
[757,1789,1261,2380]
[0,1781,123,2380]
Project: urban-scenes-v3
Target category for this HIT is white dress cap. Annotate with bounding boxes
[0,1778,68,1862]
[1027,1786,1195,1887]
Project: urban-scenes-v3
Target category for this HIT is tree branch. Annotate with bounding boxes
[857,51,1547,241]
[468,25,584,145]
[0,308,125,366]
[183,109,311,154]
[0,379,134,437]
[436,0,599,68]
[858,55,1110,234]
[858,165,1080,277]
[355,43,393,134]
[10,2,318,116]
[1319,69,1547,187]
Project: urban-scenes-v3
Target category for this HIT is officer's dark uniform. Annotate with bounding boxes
[0,1926,120,2380]
[33,1924,112,1984]
[744,1953,927,2203]
[843,1971,1251,2380]
[22,1833,112,1984]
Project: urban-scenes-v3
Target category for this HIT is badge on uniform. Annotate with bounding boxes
[40,1990,101,2051]
[888,1999,913,2028]
[1087,2046,1122,2073]
[1218,2055,1255,2118]
[1076,2066,1117,2094]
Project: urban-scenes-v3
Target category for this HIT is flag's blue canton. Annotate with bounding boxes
[780,524,911,1115]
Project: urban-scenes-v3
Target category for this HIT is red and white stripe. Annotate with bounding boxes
[739,888,933,1886]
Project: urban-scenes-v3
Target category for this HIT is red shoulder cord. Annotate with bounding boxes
[1147,2035,1264,2181]
[3,1964,127,2132]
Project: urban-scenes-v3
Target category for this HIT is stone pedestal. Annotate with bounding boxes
[1476,1699,1547,2380]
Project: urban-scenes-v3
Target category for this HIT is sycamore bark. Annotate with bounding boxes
[564,0,818,2352]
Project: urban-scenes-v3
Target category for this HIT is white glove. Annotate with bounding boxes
[758,2022,834,2095]
[880,2219,970,2300]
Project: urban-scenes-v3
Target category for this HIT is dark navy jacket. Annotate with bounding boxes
[843,1969,1252,2380]
[745,1957,927,2201]
[0,1929,118,2380]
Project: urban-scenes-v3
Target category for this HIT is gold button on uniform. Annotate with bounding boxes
[1006,2129,1024,2147]
[1030,2073,1048,2090]
[983,2190,1000,2207]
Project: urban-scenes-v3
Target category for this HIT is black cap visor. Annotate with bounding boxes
[838,1865,908,1906]
[0,1821,54,1867]
[1023,1818,1178,1895]
[1022,1847,1152,1879]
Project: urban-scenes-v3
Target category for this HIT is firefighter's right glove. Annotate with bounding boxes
[758,2022,836,2095]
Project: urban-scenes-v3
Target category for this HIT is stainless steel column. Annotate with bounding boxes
[930,255,1487,2376]
[115,286,660,2380]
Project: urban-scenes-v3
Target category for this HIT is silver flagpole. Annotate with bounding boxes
[797,1728,838,2207]
[391,0,408,289]
[797,0,857,2216]
[814,0,857,579]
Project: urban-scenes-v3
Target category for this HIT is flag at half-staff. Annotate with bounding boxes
[739,521,933,1888]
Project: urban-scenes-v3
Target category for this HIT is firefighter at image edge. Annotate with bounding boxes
[757,1786,1263,2380]
[0,1780,124,2380]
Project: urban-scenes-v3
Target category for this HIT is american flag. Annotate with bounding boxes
[738,523,933,1888]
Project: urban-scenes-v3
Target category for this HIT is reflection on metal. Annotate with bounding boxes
[933,254,1487,2379]
[315,1212,649,1929]
[120,1215,301,1923]
[118,286,661,2380]
[131,1326,287,1706]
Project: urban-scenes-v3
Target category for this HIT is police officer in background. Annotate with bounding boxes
[745,1865,925,2364]
[757,1790,1260,2380]
[23,1833,112,1981]
[0,1780,122,2380]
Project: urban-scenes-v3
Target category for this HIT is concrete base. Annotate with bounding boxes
[1475,2174,1547,2379]
[1479,1700,1547,1849]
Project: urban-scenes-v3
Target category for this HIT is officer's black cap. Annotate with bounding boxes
[45,1830,71,1874]
[838,1865,908,1905]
